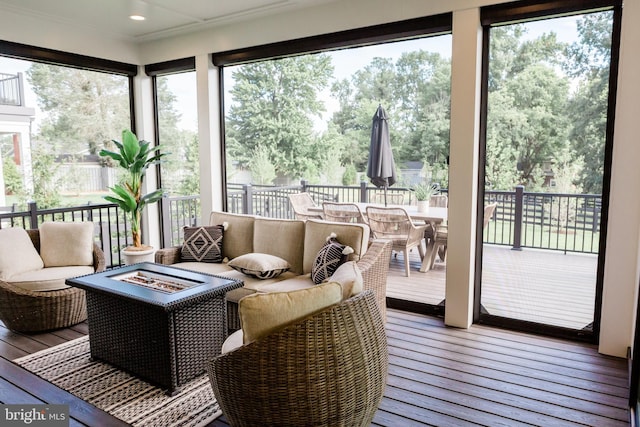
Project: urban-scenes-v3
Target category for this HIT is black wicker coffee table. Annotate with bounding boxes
[66,262,242,395]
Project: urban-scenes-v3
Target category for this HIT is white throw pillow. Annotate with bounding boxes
[40,221,95,267]
[327,261,363,300]
[0,228,44,280]
[239,281,342,344]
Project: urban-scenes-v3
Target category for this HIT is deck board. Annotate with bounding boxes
[0,305,629,426]
[386,244,598,330]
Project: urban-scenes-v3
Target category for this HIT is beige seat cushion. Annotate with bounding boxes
[327,261,363,300]
[10,265,95,291]
[239,281,342,344]
[209,211,255,259]
[252,217,305,274]
[40,221,95,267]
[0,228,44,280]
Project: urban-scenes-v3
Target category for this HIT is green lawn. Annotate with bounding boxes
[485,220,599,254]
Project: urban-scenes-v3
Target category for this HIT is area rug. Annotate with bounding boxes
[14,336,221,427]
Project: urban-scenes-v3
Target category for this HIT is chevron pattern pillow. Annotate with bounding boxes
[311,233,354,285]
[181,225,224,263]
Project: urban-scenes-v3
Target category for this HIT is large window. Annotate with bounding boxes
[154,70,199,196]
[0,43,135,209]
[222,37,451,190]
[217,17,453,312]
[477,0,621,341]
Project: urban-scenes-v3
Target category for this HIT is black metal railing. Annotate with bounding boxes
[1,183,601,262]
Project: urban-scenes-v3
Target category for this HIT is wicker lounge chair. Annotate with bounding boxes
[0,228,106,332]
[207,290,387,427]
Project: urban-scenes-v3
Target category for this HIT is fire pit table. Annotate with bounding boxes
[66,262,243,395]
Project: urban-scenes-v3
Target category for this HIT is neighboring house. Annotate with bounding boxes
[0,72,34,202]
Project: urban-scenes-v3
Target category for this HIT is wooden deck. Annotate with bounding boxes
[0,309,629,426]
[387,244,598,330]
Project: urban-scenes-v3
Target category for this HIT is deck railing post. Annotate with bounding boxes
[243,184,252,215]
[27,201,38,229]
[300,180,308,193]
[161,194,173,248]
[360,181,368,202]
[513,185,524,250]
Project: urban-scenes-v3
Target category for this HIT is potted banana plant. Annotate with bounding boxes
[100,130,169,264]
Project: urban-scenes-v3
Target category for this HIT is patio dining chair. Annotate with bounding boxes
[322,202,367,224]
[425,202,498,271]
[288,192,323,221]
[366,206,428,277]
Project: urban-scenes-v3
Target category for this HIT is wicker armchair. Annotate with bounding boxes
[207,291,388,427]
[0,229,106,332]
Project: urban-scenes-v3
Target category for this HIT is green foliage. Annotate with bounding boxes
[26,63,130,155]
[563,12,614,194]
[177,133,200,195]
[249,145,276,185]
[342,163,357,186]
[412,182,438,201]
[31,144,61,209]
[225,55,334,180]
[2,157,24,196]
[99,130,169,247]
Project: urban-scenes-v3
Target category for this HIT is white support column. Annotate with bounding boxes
[132,66,161,249]
[444,8,483,328]
[196,54,223,221]
[598,0,640,357]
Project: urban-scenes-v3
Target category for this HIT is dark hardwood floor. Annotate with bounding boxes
[0,308,629,426]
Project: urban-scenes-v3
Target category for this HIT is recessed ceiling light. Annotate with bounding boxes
[130,14,146,21]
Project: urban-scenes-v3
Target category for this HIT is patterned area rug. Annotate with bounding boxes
[14,336,221,426]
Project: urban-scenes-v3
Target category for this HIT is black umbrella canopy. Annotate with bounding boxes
[367,105,396,205]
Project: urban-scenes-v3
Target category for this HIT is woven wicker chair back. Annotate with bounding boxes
[207,291,388,427]
[288,192,322,220]
[322,202,366,224]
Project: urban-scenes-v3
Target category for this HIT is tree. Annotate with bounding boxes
[486,26,570,190]
[249,145,276,185]
[30,143,61,208]
[26,64,130,155]
[225,55,333,180]
[564,12,614,194]
[328,51,452,176]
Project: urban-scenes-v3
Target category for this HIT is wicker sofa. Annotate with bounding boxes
[155,211,392,329]
[0,227,106,332]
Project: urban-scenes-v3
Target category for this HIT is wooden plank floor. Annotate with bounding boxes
[0,309,629,426]
[386,244,598,330]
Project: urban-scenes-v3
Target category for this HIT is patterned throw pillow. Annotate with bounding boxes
[311,233,354,285]
[181,225,224,263]
[228,253,290,279]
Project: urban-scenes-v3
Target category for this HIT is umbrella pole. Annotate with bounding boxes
[384,185,388,207]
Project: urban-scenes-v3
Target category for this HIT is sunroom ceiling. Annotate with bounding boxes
[0,0,338,42]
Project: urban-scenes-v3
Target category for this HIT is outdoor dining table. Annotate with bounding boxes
[309,202,448,273]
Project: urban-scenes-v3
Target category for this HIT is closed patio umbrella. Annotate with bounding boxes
[367,104,396,206]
